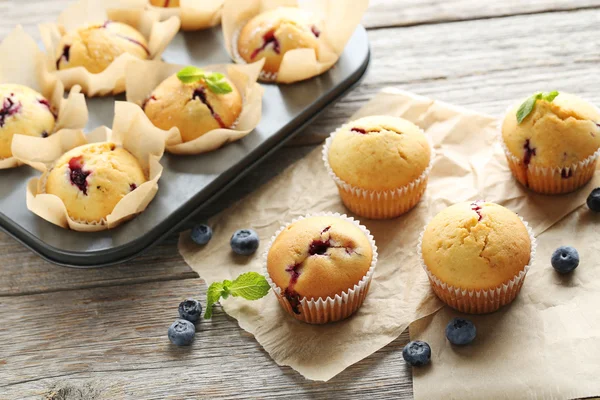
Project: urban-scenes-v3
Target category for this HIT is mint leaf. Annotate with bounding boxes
[542,91,559,102]
[203,273,271,319]
[205,79,233,95]
[516,91,560,124]
[177,66,205,84]
[229,272,271,300]
[204,281,225,319]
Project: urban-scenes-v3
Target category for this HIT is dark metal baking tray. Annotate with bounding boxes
[0,25,370,267]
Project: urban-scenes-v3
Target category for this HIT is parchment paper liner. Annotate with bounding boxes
[146,0,224,31]
[262,212,378,324]
[0,26,88,169]
[223,0,369,83]
[125,59,265,154]
[39,0,180,97]
[322,123,435,219]
[11,101,165,232]
[498,103,600,194]
[418,213,537,314]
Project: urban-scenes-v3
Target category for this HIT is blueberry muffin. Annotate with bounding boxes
[421,201,533,314]
[143,73,242,143]
[502,92,600,194]
[325,116,432,219]
[45,142,147,223]
[237,7,322,78]
[266,215,376,324]
[56,21,150,74]
[0,84,56,159]
[150,0,180,7]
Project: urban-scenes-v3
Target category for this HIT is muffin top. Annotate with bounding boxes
[421,201,531,291]
[143,73,242,143]
[502,92,600,168]
[150,0,180,7]
[327,116,431,191]
[237,7,322,76]
[267,216,373,310]
[45,142,147,223]
[0,84,56,159]
[56,21,150,74]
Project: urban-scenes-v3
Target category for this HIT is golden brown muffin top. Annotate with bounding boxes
[421,201,532,291]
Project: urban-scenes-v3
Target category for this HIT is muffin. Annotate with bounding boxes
[150,0,179,7]
[502,92,600,194]
[265,214,377,324]
[55,21,150,74]
[45,142,147,223]
[420,201,534,314]
[237,7,322,78]
[0,84,56,159]
[143,73,242,143]
[324,116,432,219]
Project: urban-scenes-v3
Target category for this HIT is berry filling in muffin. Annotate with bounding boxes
[192,88,226,128]
[470,201,483,221]
[250,29,280,60]
[522,139,536,166]
[68,156,91,195]
[56,45,71,69]
[0,96,22,127]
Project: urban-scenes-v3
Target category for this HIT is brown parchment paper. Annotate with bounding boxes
[179,88,600,386]
[145,0,224,31]
[125,59,264,154]
[0,26,88,169]
[38,0,180,97]
[222,0,369,83]
[12,101,166,232]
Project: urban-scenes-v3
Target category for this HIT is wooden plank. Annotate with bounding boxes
[0,279,413,399]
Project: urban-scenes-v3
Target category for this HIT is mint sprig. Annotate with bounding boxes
[516,91,559,124]
[204,272,271,319]
[176,66,233,94]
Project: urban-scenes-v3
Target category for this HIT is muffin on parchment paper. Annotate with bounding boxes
[0,26,87,169]
[147,0,224,31]
[501,91,600,194]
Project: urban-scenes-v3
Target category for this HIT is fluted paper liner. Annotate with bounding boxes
[145,0,224,31]
[418,214,537,314]
[0,26,88,169]
[11,101,165,231]
[223,0,369,83]
[39,0,180,97]
[322,123,434,219]
[178,89,600,391]
[262,212,378,324]
[125,59,264,154]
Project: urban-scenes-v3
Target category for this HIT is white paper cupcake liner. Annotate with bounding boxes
[262,212,378,324]
[498,102,600,194]
[417,210,537,314]
[322,122,435,219]
[230,24,278,82]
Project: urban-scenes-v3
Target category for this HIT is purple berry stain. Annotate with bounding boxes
[141,95,156,110]
[41,131,49,138]
[129,183,137,191]
[523,139,536,166]
[0,95,23,128]
[284,262,303,314]
[311,25,321,38]
[68,156,91,195]
[470,201,483,221]
[250,29,280,59]
[351,127,367,134]
[192,87,226,128]
[561,168,573,179]
[56,45,71,69]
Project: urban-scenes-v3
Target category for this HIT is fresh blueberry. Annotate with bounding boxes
[230,229,260,255]
[445,318,477,346]
[168,319,195,346]
[551,246,579,274]
[178,299,202,323]
[191,224,213,245]
[587,188,600,212]
[402,341,431,367]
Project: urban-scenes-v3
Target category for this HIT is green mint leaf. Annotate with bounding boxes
[516,92,542,124]
[205,72,226,82]
[177,66,206,84]
[542,91,559,102]
[204,281,225,319]
[205,79,233,95]
[229,272,271,300]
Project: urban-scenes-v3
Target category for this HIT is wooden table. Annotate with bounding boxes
[2,1,600,398]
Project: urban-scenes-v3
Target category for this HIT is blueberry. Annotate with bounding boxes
[402,341,431,367]
[230,229,260,255]
[551,246,579,274]
[445,318,477,346]
[168,319,195,346]
[178,299,202,323]
[587,188,600,212]
[191,224,213,245]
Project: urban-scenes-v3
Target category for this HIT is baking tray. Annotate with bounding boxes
[0,25,370,267]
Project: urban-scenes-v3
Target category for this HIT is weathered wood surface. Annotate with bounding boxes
[1,1,600,399]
